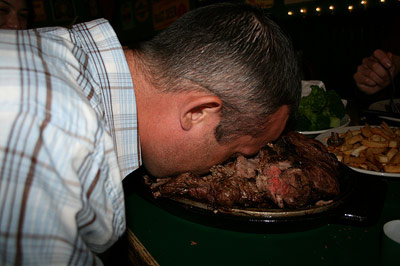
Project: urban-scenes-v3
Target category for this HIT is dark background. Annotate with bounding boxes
[30,0,400,109]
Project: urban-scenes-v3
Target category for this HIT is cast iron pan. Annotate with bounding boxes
[124,164,387,233]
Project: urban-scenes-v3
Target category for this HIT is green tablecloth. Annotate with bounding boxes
[125,174,400,266]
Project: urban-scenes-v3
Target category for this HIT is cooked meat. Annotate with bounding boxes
[146,131,341,209]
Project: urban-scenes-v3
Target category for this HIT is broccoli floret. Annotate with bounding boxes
[311,113,330,131]
[302,108,330,131]
[295,86,346,131]
[326,90,346,119]
[329,117,341,128]
[307,85,327,112]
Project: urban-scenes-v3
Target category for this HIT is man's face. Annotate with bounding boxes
[0,0,29,29]
[142,105,290,177]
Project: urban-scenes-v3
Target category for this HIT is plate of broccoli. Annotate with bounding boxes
[295,85,349,135]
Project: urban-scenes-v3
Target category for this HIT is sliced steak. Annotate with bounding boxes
[147,131,341,209]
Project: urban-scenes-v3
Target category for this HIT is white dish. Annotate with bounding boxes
[298,114,351,135]
[369,99,400,122]
[315,126,400,178]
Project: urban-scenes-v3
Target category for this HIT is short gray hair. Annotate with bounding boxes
[132,3,301,143]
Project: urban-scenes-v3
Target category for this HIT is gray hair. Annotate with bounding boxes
[132,3,301,143]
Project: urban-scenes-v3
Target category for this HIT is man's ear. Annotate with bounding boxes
[180,96,222,131]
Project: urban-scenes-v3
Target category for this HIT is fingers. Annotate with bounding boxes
[371,49,396,78]
[354,49,394,94]
[353,70,384,95]
[354,63,385,94]
[372,49,392,68]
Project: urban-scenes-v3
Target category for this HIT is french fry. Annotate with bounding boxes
[384,165,400,173]
[327,145,336,152]
[387,148,398,162]
[359,164,368,170]
[366,148,376,163]
[348,135,364,145]
[370,127,392,140]
[366,161,380,172]
[381,121,395,136]
[343,149,355,156]
[351,145,368,157]
[370,134,386,142]
[361,139,388,148]
[369,147,387,154]
[389,151,400,165]
[361,126,372,138]
[339,144,354,152]
[326,122,400,173]
[389,140,398,148]
[376,154,389,164]
[335,154,343,162]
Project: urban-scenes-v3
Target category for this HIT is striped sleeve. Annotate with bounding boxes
[0,19,137,265]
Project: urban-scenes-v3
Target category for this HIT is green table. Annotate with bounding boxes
[124,173,400,266]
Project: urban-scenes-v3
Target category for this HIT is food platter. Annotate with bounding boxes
[369,99,400,123]
[128,165,365,233]
[315,126,400,178]
[125,164,388,233]
[298,114,351,135]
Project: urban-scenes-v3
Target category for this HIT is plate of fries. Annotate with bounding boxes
[315,121,400,177]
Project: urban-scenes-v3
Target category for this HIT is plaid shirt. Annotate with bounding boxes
[0,19,140,265]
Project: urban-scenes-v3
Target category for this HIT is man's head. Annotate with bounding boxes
[0,0,29,29]
[130,3,301,177]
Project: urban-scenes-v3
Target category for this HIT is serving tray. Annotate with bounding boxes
[124,165,387,233]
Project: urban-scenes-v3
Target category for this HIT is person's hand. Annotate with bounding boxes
[353,49,398,95]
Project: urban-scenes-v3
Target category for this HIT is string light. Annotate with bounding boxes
[285,0,384,17]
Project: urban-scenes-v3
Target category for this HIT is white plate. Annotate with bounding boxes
[298,114,351,135]
[369,99,400,122]
[315,126,400,178]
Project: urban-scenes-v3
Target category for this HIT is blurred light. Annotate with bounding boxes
[329,5,335,10]
[360,0,367,5]
[315,7,321,12]
[348,5,354,10]
[300,8,307,13]
[380,0,385,2]
[288,11,294,15]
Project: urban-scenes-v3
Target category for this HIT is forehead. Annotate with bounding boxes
[233,106,290,153]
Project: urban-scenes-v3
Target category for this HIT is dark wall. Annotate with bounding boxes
[31,0,399,108]
[278,7,399,104]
